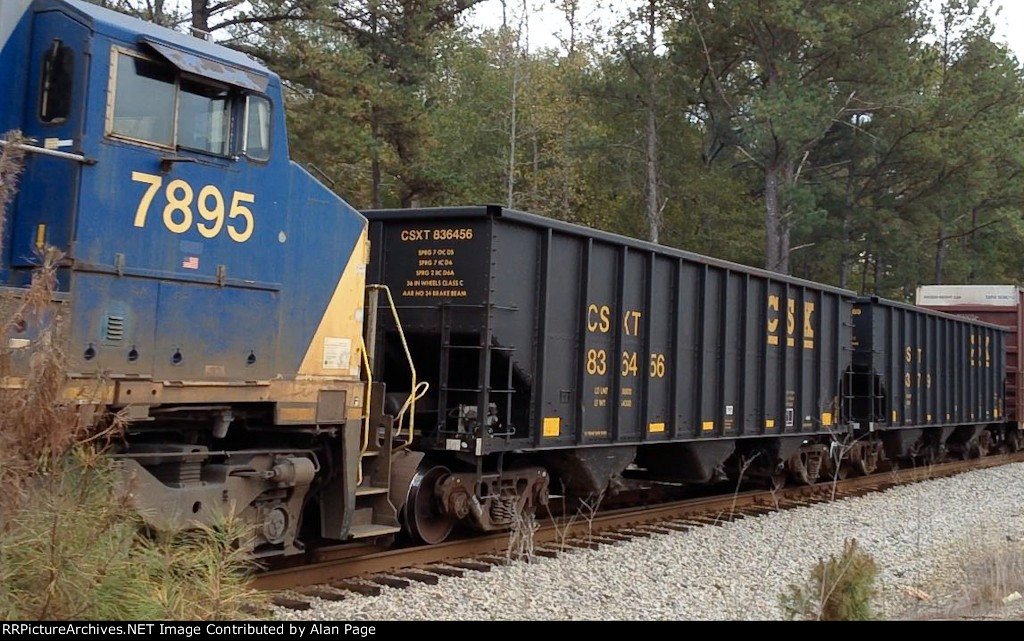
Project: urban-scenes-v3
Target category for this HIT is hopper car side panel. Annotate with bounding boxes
[366,206,857,455]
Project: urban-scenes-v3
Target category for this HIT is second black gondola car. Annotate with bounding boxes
[850,297,1006,460]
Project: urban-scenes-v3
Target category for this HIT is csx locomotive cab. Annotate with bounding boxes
[0,0,397,555]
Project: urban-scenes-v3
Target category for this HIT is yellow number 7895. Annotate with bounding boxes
[131,171,255,243]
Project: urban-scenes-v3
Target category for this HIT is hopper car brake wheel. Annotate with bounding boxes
[405,465,455,545]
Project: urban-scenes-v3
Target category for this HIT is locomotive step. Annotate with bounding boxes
[349,524,401,539]
[355,486,390,496]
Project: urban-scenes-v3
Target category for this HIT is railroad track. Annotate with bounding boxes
[255,452,1024,609]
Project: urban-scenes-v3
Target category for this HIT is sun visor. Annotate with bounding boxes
[139,38,268,92]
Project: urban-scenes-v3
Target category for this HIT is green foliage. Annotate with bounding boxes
[781,538,880,621]
[252,0,488,208]
[668,0,929,273]
[97,1,1024,290]
[0,451,263,620]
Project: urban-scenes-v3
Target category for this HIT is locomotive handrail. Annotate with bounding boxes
[307,162,336,188]
[357,333,372,486]
[366,284,429,452]
[0,139,95,164]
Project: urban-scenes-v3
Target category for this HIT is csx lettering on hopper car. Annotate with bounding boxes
[1,0,1021,555]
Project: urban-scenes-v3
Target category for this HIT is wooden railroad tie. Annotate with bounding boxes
[270,595,311,610]
[296,587,348,601]
[331,581,382,597]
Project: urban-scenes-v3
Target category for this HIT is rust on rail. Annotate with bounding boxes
[253,452,1024,591]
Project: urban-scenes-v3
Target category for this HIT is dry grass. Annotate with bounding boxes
[0,129,264,619]
[957,543,1024,616]
[0,245,119,511]
[506,508,539,561]
[0,130,26,258]
[904,540,1024,620]
[1,129,101,510]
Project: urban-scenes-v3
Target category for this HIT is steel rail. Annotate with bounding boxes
[253,451,1024,591]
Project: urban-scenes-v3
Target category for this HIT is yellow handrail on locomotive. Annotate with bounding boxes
[357,334,372,486]
[360,285,429,482]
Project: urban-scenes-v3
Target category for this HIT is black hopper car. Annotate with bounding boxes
[365,206,1014,543]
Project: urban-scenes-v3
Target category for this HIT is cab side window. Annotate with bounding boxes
[244,95,271,162]
[178,78,231,155]
[39,39,74,123]
[110,52,176,146]
[106,47,273,160]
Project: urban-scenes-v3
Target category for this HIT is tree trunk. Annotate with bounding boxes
[839,252,851,289]
[968,206,978,282]
[560,1,578,215]
[872,252,881,294]
[934,226,946,285]
[644,0,659,243]
[191,0,209,33]
[860,252,869,295]
[370,118,382,209]
[839,175,854,289]
[507,61,518,208]
[839,210,851,289]
[764,160,789,274]
[561,121,571,215]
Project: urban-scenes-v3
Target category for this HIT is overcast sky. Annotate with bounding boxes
[105,0,1024,60]
[991,0,1024,58]
[467,0,1024,60]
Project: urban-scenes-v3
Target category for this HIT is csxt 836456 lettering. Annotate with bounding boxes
[2,1,1020,553]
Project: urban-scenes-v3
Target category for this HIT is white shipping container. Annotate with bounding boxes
[916,285,1020,307]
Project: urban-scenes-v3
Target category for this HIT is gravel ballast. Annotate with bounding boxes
[274,462,1024,620]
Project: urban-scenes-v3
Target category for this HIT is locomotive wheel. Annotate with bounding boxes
[404,465,455,545]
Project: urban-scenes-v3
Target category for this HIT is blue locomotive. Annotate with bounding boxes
[2,0,1018,555]
[1,0,398,555]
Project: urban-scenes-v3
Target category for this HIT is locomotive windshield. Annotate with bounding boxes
[107,47,269,159]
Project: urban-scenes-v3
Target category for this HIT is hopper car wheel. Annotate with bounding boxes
[973,431,992,459]
[789,467,813,486]
[834,461,852,480]
[405,465,455,545]
[856,456,878,476]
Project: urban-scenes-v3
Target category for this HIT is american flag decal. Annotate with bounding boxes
[182,256,199,269]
